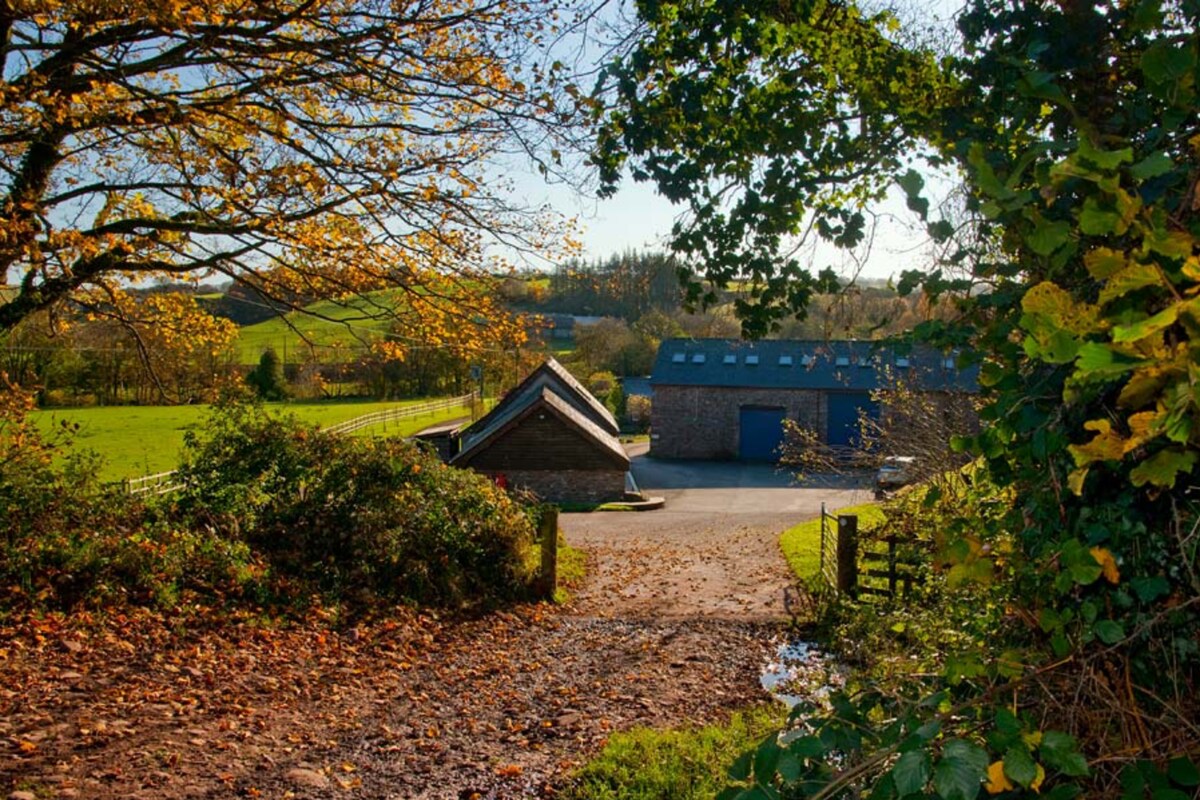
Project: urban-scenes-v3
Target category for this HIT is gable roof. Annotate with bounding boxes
[451,386,630,469]
[470,357,619,438]
[649,339,978,392]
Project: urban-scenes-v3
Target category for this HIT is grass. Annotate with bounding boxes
[779,501,886,583]
[31,397,471,481]
[561,705,785,800]
[234,289,406,364]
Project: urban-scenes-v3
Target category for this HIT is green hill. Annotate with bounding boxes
[235,290,405,364]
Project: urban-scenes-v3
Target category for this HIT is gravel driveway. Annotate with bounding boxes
[560,444,872,620]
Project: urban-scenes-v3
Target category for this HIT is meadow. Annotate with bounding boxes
[31,396,473,480]
[233,291,403,364]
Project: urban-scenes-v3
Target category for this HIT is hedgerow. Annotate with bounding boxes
[0,391,537,617]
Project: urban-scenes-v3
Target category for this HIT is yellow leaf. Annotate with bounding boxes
[986,761,1014,794]
[1090,547,1120,584]
[1031,763,1046,793]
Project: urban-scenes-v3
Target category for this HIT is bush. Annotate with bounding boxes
[1,389,537,617]
[173,402,537,609]
[1,389,265,612]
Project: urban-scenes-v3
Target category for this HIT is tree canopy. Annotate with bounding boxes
[599,0,1200,795]
[0,0,582,345]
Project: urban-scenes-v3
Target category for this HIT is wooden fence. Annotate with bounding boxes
[122,391,477,496]
[819,507,926,600]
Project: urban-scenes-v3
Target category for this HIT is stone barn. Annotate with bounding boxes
[649,339,978,461]
[451,358,629,503]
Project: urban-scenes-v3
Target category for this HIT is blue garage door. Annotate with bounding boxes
[827,392,879,448]
[739,406,787,461]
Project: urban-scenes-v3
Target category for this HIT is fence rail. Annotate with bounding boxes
[818,506,927,601]
[121,391,477,496]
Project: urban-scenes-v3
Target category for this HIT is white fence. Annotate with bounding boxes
[122,391,477,496]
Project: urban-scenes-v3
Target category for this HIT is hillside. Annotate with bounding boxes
[235,290,405,364]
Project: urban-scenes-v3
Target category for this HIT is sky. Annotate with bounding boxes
[517,165,956,284]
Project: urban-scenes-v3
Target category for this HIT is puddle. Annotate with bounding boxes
[760,639,846,708]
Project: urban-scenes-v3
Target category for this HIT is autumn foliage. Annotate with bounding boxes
[0,0,577,350]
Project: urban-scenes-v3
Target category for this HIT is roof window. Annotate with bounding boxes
[671,352,686,363]
[943,356,956,369]
[857,356,872,368]
[779,355,793,366]
[723,354,737,365]
[745,354,760,365]
[800,354,813,366]
[835,356,851,367]
[896,357,910,368]
[692,353,707,364]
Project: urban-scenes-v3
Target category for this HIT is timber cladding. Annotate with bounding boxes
[650,385,826,459]
[458,412,626,472]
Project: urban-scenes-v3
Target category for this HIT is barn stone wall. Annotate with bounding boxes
[649,385,827,459]
[475,468,626,504]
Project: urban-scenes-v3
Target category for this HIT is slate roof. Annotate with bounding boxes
[468,357,619,438]
[649,339,979,392]
[451,386,629,469]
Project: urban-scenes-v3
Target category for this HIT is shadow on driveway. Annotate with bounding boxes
[626,442,871,492]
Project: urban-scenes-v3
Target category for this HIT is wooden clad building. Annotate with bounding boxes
[451,359,629,503]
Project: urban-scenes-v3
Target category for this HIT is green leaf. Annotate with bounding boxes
[1078,138,1134,170]
[1167,757,1200,787]
[934,739,988,800]
[729,750,753,781]
[1141,41,1197,84]
[893,750,932,797]
[1130,152,1174,180]
[898,168,924,197]
[754,735,782,786]
[1129,576,1170,603]
[776,752,803,783]
[1094,619,1125,644]
[1098,262,1164,306]
[1040,731,1090,778]
[1075,343,1147,377]
[1130,448,1198,488]
[1027,218,1072,255]
[1084,247,1126,279]
[1004,746,1038,787]
[1079,199,1123,235]
[1112,304,1179,343]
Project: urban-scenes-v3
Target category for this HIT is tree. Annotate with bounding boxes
[601,0,1200,794]
[0,0,581,344]
[246,347,287,401]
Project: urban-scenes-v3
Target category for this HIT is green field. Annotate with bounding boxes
[234,290,405,364]
[779,501,884,583]
[32,397,472,481]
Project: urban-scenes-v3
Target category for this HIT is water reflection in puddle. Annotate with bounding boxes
[760,639,846,708]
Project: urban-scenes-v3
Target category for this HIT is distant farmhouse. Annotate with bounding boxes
[649,339,979,460]
[450,358,630,503]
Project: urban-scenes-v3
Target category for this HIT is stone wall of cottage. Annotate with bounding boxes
[475,468,626,504]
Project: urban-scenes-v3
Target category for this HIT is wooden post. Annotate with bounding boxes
[539,506,559,599]
[836,514,858,596]
[887,536,898,598]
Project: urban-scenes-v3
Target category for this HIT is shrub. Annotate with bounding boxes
[1,381,266,612]
[173,402,537,609]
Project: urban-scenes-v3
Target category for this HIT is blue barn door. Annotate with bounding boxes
[827,392,879,448]
[739,406,787,461]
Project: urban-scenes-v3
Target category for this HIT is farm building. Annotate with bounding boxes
[451,358,629,503]
[649,339,978,460]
